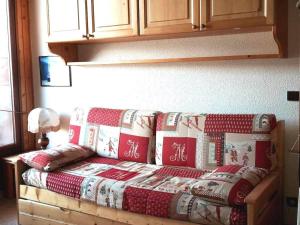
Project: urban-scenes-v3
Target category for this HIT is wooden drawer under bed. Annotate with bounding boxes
[19,199,126,225]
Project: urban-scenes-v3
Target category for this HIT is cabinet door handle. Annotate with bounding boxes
[192,25,199,30]
[200,24,206,29]
[88,34,95,38]
[82,34,88,38]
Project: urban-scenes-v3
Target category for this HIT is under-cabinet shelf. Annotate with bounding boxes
[66,53,281,66]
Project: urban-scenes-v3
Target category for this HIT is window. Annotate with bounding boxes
[0,0,20,156]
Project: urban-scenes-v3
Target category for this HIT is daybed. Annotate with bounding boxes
[14,107,284,225]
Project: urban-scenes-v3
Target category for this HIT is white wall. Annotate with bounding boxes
[29,0,300,224]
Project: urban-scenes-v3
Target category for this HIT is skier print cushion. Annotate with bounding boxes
[156,113,277,170]
[68,107,157,163]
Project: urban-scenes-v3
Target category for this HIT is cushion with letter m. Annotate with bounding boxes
[156,112,277,171]
[68,107,157,163]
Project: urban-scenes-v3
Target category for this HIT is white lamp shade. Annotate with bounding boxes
[28,108,60,133]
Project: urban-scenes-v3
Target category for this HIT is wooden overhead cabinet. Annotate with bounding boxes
[46,0,287,64]
[87,0,138,40]
[201,0,274,30]
[47,0,138,42]
[47,0,87,42]
[139,0,200,35]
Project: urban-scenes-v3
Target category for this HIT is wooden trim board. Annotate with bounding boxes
[67,54,280,66]
[15,0,35,152]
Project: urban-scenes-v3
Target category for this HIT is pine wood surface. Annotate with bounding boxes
[15,0,35,152]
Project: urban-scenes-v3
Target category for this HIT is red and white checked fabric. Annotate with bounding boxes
[156,112,277,171]
[68,107,157,163]
[155,166,206,178]
[19,143,95,171]
[46,172,84,198]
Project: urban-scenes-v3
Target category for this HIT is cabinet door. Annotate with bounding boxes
[87,0,138,39]
[139,0,200,36]
[201,0,274,30]
[47,0,87,42]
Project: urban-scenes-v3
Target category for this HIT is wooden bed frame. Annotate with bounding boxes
[14,121,285,225]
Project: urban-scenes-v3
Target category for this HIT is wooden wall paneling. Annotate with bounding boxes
[15,0,35,152]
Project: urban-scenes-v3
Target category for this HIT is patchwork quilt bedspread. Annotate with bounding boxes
[22,156,246,225]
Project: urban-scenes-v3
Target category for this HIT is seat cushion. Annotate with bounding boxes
[22,156,247,225]
[156,113,277,170]
[191,165,269,206]
[68,107,157,163]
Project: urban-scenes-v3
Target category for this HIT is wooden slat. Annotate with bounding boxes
[20,185,194,225]
[67,53,280,66]
[15,0,35,152]
[19,199,126,225]
[19,214,68,225]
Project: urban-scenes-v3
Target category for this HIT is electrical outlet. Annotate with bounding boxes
[286,197,298,207]
[287,91,299,101]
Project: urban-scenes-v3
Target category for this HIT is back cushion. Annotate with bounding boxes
[68,107,157,163]
[156,113,277,171]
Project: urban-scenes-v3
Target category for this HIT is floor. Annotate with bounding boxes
[0,198,17,225]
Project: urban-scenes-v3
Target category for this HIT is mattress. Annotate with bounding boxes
[22,156,246,225]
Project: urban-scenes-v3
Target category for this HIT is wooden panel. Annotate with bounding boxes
[19,214,67,225]
[94,0,130,27]
[87,0,138,39]
[149,0,189,22]
[47,0,87,42]
[139,0,200,35]
[19,199,126,225]
[211,0,263,19]
[20,185,195,225]
[202,0,274,30]
[15,0,35,152]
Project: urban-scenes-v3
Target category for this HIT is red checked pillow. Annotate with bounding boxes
[69,107,157,163]
[20,143,95,171]
[190,165,268,206]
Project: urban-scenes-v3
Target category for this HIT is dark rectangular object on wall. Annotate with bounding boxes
[287,91,299,101]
